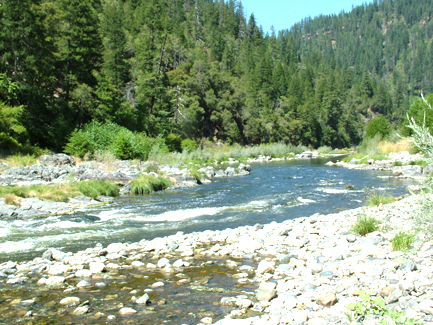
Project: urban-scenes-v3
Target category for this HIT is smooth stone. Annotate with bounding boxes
[60,297,80,306]
[136,294,150,304]
[317,293,338,307]
[119,307,137,315]
[73,306,89,315]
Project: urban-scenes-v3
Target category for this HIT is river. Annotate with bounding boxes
[0,158,416,263]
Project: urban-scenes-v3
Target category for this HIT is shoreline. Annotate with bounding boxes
[1,192,432,324]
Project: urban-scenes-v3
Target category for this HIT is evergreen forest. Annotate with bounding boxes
[1,0,432,154]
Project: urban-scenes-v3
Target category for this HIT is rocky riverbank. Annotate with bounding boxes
[1,193,432,324]
[0,154,251,219]
[326,151,432,179]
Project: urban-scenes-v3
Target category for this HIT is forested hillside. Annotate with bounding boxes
[0,0,432,152]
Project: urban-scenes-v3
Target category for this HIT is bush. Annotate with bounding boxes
[317,146,333,154]
[181,138,197,152]
[391,231,415,251]
[64,121,153,160]
[351,215,380,236]
[165,133,182,152]
[130,175,171,195]
[365,116,390,139]
[367,191,395,206]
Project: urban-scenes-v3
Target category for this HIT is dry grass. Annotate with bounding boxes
[379,138,410,153]
[1,154,38,167]
[4,194,22,206]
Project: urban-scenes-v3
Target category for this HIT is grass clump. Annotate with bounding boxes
[4,194,21,206]
[0,181,119,202]
[351,215,380,236]
[77,180,120,199]
[1,154,38,167]
[408,159,429,167]
[391,231,415,252]
[393,161,403,166]
[130,175,171,195]
[367,191,395,206]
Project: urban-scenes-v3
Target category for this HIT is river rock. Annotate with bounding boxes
[39,154,75,167]
[119,307,137,315]
[89,262,106,273]
[75,269,92,277]
[47,264,70,275]
[256,260,275,274]
[106,243,127,254]
[256,288,277,302]
[317,293,338,307]
[157,258,170,268]
[77,280,92,288]
[60,297,80,306]
[136,293,150,304]
[400,260,417,272]
[45,276,66,287]
[73,306,89,315]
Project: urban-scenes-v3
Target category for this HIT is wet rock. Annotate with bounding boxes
[45,276,66,287]
[151,281,165,288]
[73,306,89,315]
[77,280,92,288]
[119,307,137,315]
[60,297,80,307]
[136,293,150,304]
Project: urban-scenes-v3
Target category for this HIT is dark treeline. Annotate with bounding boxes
[0,0,432,152]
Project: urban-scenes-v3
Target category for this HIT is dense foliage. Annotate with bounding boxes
[1,0,432,152]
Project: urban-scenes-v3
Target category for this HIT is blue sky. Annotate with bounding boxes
[241,0,373,33]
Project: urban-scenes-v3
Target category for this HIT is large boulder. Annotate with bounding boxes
[392,165,423,177]
[298,151,312,159]
[39,154,76,167]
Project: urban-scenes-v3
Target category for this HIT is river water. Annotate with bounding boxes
[0,159,416,263]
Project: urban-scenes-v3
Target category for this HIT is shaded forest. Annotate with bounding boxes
[0,0,432,152]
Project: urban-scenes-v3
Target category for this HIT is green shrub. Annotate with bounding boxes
[393,161,402,166]
[367,191,395,206]
[391,231,415,251]
[365,116,391,139]
[181,138,197,152]
[408,160,428,167]
[346,290,420,324]
[317,146,333,154]
[77,180,119,199]
[165,133,182,152]
[130,175,171,195]
[64,121,153,160]
[351,215,380,236]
